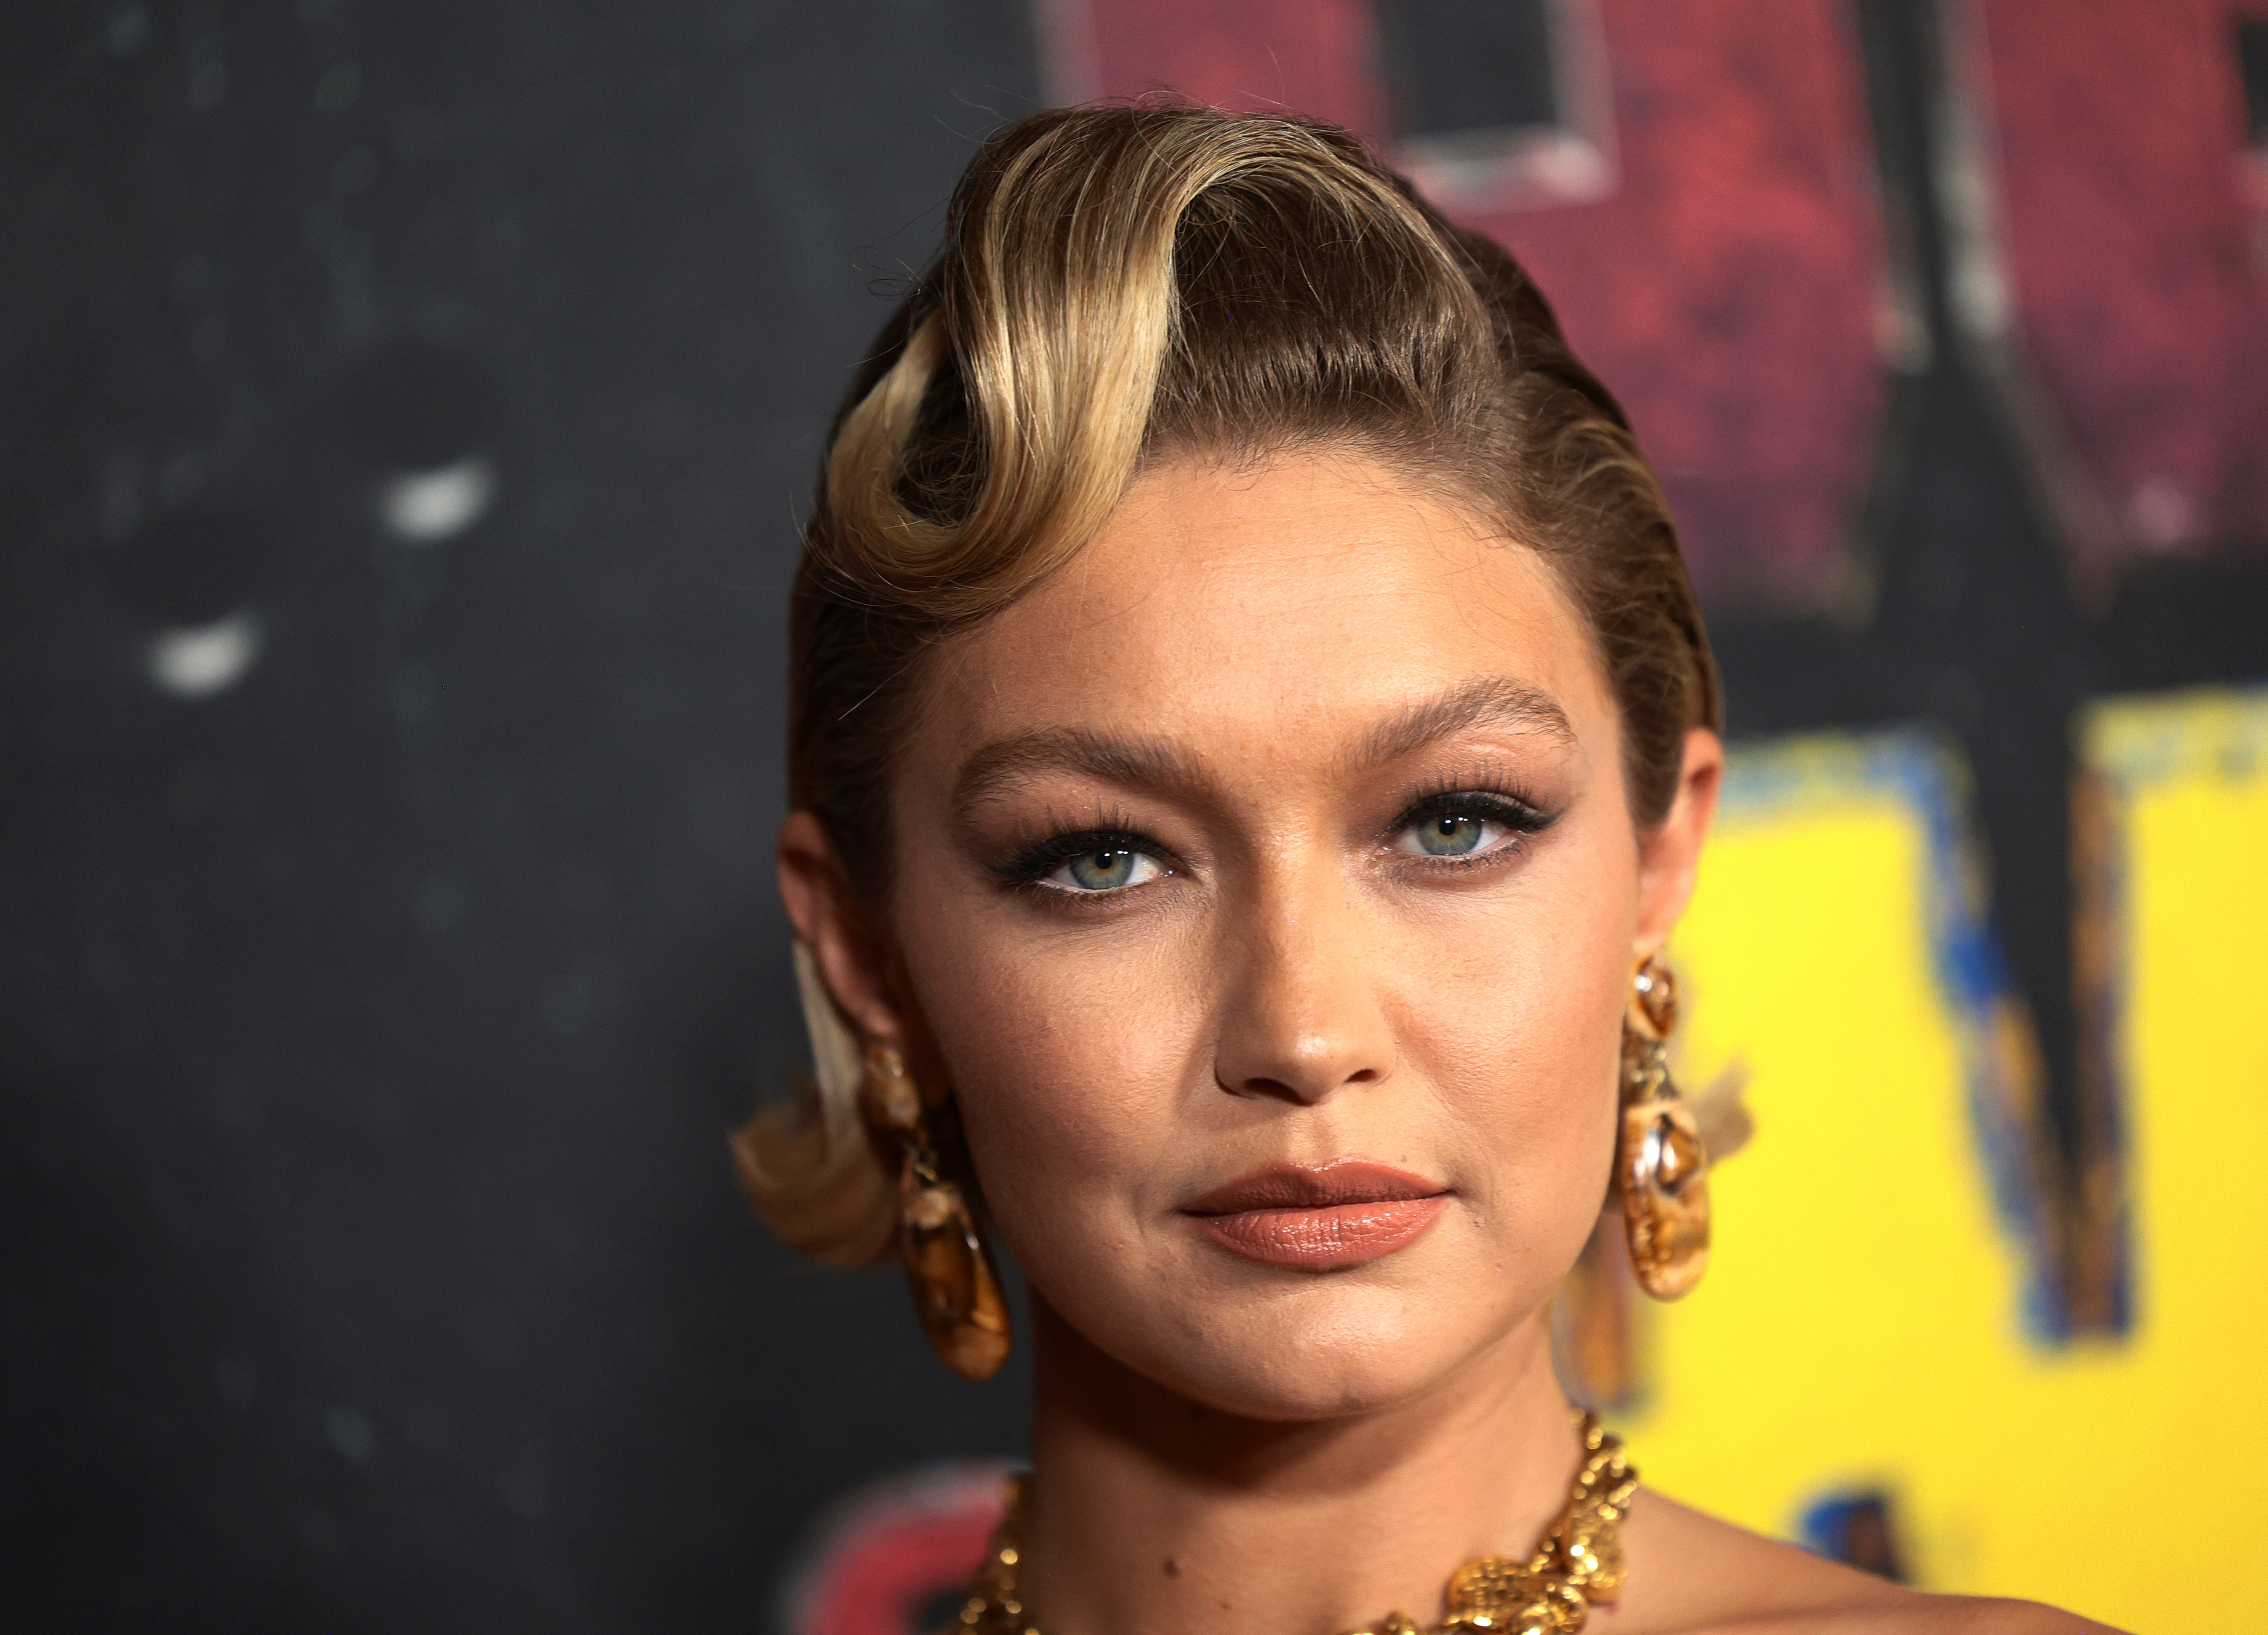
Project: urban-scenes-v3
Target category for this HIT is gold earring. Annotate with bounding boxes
[860,1045,1013,1381]
[1617,957,1710,1299]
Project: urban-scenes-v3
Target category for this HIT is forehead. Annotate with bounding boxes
[916,453,1610,762]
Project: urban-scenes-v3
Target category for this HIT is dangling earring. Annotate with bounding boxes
[1617,957,1711,1299]
[860,1044,1013,1381]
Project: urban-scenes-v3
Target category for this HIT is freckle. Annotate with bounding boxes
[1164,1558,1180,1578]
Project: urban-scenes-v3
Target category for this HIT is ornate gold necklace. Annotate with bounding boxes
[956,1412,1636,1635]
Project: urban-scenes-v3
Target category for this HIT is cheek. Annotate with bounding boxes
[889,884,1203,1248]
[1404,835,1636,1231]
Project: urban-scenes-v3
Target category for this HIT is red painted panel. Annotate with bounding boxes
[1052,0,1889,607]
[1072,0,1385,136]
[1977,0,2268,560]
[1469,0,1885,604]
[784,1463,1010,1635]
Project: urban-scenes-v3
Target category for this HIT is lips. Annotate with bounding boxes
[1182,1161,1448,1270]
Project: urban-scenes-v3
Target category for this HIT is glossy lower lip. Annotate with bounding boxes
[1183,1161,1449,1270]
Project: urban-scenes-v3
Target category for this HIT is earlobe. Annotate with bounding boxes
[1634,728,1724,957]
[776,810,906,1048]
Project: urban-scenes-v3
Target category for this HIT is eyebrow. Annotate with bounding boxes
[951,676,1573,818]
[953,728,1204,819]
[1355,676,1575,766]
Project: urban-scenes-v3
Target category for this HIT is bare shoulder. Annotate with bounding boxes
[1602,1488,2125,1635]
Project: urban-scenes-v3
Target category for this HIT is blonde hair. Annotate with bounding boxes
[740,101,1721,1266]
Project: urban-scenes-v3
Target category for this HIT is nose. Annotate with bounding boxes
[1211,869,1397,1105]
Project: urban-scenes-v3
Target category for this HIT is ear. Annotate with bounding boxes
[776,809,912,1050]
[1633,727,1723,960]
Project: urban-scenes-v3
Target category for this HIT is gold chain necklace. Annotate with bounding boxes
[956,1412,1636,1635]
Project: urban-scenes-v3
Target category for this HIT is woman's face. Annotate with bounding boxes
[832,452,1713,1421]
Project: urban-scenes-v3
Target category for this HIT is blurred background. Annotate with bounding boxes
[3,1,2262,1629]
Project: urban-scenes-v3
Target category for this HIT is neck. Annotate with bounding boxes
[1016,1294,1586,1635]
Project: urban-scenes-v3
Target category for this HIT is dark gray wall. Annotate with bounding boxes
[1,3,1039,1627]
[15,1,2265,1627]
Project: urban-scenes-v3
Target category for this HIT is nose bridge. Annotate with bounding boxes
[1213,852,1396,1104]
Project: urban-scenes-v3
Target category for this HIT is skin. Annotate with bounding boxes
[779,453,2115,1635]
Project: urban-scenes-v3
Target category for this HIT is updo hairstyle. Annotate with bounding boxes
[737,102,1721,1268]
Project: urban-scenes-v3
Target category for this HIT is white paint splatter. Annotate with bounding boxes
[324,1405,375,1462]
[314,60,361,115]
[378,454,496,542]
[2129,476,2198,553]
[108,7,150,55]
[148,610,262,698]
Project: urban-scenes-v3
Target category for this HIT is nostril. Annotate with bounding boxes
[1226,1075,1297,1100]
[1222,1064,1386,1103]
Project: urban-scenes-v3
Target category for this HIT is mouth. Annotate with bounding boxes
[1181,1160,1450,1271]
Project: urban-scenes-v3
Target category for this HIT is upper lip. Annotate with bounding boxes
[1183,1160,1448,1215]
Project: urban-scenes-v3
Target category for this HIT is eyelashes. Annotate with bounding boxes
[990,827,1174,893]
[1385,788,1555,865]
[986,781,1558,897]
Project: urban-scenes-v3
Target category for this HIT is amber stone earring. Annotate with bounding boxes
[860,1045,1013,1381]
[1616,958,1710,1299]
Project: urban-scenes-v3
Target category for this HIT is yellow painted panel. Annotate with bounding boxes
[1616,697,2268,1630]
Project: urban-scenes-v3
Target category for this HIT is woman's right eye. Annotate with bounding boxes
[1039,846,1167,893]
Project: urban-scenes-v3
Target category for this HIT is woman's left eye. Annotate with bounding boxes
[1040,846,1167,893]
[1407,814,1495,856]
[1390,803,1529,862]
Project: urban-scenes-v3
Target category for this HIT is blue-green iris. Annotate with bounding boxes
[1416,815,1487,856]
[1066,848,1140,890]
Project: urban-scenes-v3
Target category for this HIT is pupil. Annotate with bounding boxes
[1423,816,1482,855]
[1071,848,1133,888]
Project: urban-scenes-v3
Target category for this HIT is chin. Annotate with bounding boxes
[1090,1274,1527,1423]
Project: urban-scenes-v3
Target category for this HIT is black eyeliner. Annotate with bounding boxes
[1389,787,1557,840]
[988,827,1168,887]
